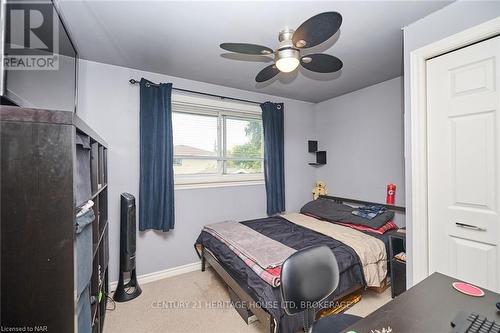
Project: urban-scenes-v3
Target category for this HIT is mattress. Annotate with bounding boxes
[196,215,367,333]
[363,231,392,259]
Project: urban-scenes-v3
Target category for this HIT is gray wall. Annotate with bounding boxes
[77,59,317,282]
[77,60,407,283]
[403,1,500,286]
[5,53,76,111]
[314,77,405,225]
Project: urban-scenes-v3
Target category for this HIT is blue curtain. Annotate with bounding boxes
[261,101,285,215]
[139,78,175,231]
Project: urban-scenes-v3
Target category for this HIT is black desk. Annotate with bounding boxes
[343,273,500,332]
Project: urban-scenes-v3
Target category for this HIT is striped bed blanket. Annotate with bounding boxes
[202,221,296,287]
[201,213,387,289]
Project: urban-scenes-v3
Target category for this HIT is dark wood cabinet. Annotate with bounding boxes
[1,106,109,332]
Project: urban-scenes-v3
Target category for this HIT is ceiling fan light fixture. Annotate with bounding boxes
[275,48,300,73]
[276,57,300,73]
[220,12,343,82]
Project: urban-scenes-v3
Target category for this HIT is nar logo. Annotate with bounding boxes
[4,1,59,70]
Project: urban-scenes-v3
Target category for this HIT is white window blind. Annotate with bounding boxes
[172,93,264,186]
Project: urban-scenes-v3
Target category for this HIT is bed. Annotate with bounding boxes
[194,196,405,333]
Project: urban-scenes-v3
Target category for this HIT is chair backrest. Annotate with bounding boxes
[280,245,339,315]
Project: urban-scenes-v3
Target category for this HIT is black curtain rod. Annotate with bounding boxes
[128,79,262,105]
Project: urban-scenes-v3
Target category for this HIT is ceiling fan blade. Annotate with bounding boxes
[292,12,342,49]
[300,54,343,73]
[220,43,274,55]
[255,64,280,82]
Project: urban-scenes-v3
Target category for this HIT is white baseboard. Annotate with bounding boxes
[109,261,201,292]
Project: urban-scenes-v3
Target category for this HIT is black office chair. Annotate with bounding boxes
[280,245,362,333]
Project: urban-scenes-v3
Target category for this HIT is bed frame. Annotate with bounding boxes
[201,246,277,332]
[200,196,406,333]
[201,246,364,333]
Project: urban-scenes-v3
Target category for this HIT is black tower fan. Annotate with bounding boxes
[113,193,142,302]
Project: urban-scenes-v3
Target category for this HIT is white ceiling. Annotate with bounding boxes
[57,1,451,103]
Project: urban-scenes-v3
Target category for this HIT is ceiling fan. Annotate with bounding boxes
[220,12,343,83]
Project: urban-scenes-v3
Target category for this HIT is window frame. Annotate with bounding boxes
[172,93,264,187]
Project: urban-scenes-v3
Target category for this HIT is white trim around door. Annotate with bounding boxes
[409,17,500,286]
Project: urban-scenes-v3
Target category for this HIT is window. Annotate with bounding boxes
[172,94,264,186]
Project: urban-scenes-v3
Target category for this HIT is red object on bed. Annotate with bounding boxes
[337,220,398,235]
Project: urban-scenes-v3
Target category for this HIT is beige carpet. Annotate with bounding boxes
[105,267,391,333]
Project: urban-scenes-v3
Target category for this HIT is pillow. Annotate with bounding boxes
[336,220,398,235]
[300,198,395,229]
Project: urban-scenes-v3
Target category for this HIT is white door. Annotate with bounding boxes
[427,36,500,293]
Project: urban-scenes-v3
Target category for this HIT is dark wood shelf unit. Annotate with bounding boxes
[1,106,109,333]
[93,222,109,259]
[308,140,318,153]
[91,184,108,200]
[307,140,327,166]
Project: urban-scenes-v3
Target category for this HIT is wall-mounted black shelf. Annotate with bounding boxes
[308,140,327,166]
[308,140,318,153]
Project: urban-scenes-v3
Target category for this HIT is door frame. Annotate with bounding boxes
[409,17,500,285]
